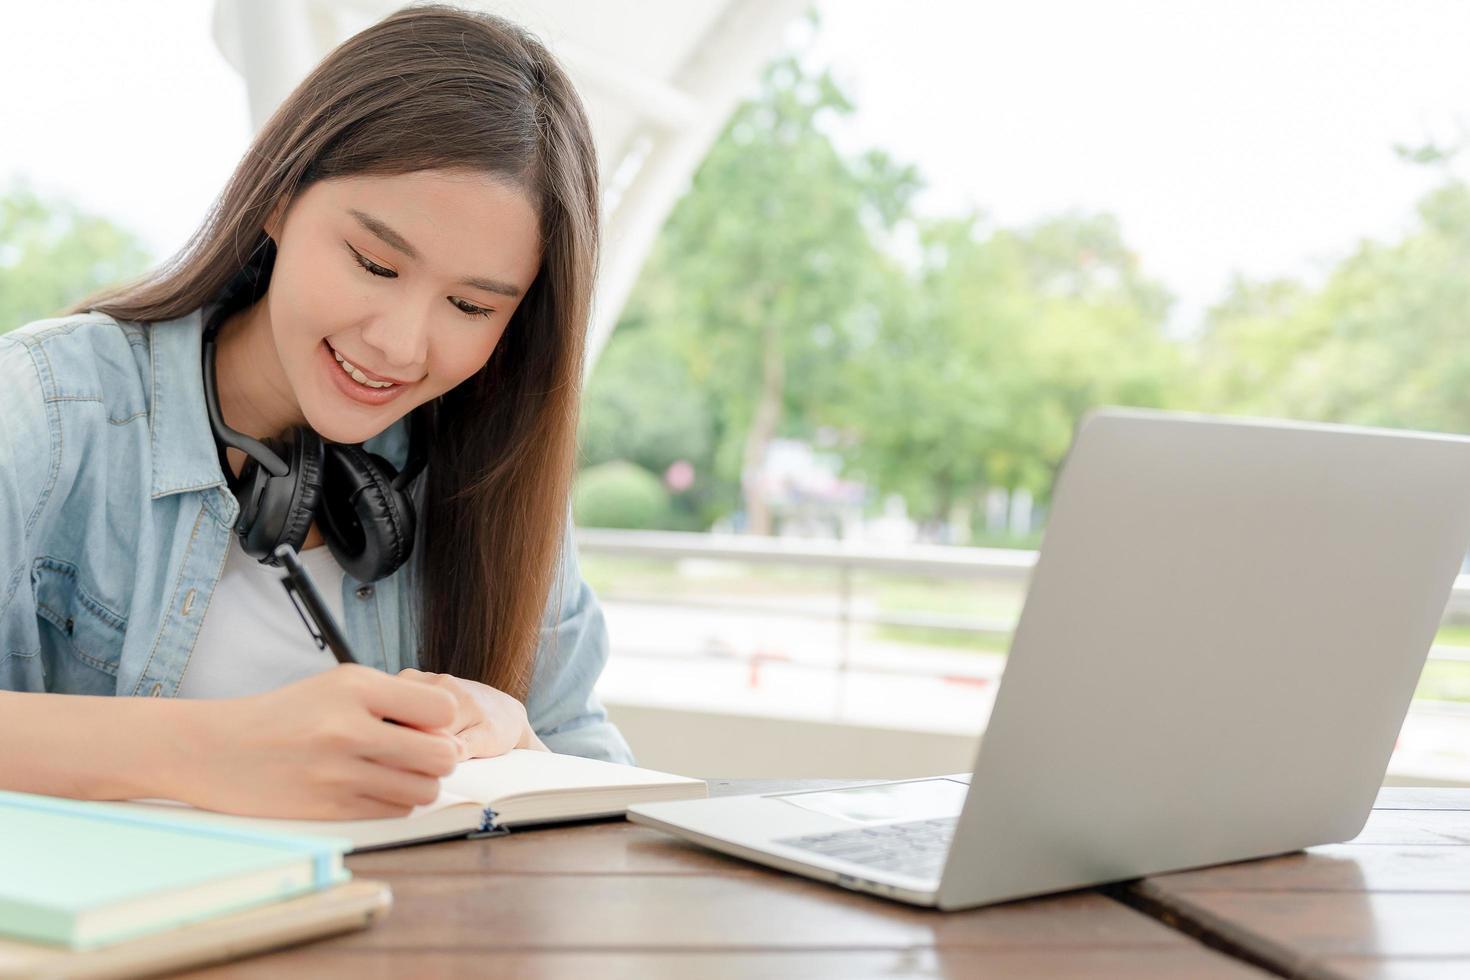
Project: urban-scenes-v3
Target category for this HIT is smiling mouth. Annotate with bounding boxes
[326,341,404,388]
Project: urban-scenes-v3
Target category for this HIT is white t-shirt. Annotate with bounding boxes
[175,535,348,699]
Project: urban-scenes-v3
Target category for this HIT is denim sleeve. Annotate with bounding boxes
[0,337,56,690]
[524,508,636,765]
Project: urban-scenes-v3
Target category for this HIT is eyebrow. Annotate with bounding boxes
[349,208,524,299]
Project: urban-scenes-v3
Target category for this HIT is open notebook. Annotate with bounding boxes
[111,750,707,851]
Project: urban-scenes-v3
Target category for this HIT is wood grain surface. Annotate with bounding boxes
[178,778,1269,979]
[1125,788,1470,980]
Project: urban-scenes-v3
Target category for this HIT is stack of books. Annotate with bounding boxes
[0,750,705,975]
[0,789,388,976]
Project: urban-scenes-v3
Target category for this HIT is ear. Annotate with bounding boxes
[263,199,287,243]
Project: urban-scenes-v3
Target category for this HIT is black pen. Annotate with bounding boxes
[275,543,358,665]
[275,544,414,731]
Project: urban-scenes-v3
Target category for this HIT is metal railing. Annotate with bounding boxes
[575,527,1470,688]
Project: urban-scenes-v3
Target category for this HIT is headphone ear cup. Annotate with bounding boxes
[318,443,416,582]
[234,427,324,562]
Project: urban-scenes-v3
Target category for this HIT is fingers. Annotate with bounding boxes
[349,665,456,731]
[397,668,474,733]
[395,670,529,761]
[343,796,415,820]
[359,718,461,778]
[348,758,445,811]
[457,719,513,760]
[455,722,485,760]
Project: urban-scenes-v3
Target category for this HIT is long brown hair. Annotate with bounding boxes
[66,3,599,702]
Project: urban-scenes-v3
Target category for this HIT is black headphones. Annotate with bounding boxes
[200,299,431,583]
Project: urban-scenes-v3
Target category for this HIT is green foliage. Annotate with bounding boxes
[584,45,1182,534]
[588,33,1470,537]
[1198,179,1470,433]
[572,461,672,530]
[584,51,924,533]
[11,46,1464,543]
[579,324,711,474]
[823,210,1180,520]
[0,180,152,333]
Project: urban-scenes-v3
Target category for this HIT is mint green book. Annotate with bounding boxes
[0,789,353,950]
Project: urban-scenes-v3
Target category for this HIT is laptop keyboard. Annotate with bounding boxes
[775,816,958,880]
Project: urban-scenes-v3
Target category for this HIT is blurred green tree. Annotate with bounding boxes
[586,42,1469,540]
[1197,178,1470,432]
[0,181,151,334]
[828,210,1180,528]
[586,48,922,534]
[572,460,672,530]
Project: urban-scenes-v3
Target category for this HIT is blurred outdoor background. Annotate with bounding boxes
[4,0,1470,781]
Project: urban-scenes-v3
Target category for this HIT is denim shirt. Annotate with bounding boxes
[0,306,634,765]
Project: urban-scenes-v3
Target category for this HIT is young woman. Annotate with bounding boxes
[0,4,634,820]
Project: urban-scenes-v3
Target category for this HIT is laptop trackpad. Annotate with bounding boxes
[770,778,969,824]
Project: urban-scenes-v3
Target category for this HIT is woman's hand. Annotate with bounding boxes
[397,667,548,761]
[182,663,462,821]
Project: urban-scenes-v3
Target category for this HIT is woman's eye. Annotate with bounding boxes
[346,242,491,319]
[451,298,494,320]
[346,243,395,278]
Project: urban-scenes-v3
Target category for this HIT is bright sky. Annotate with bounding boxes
[807,0,1470,330]
[2,0,1467,332]
[0,0,249,261]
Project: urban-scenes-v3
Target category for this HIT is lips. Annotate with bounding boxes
[319,339,411,407]
[325,340,413,384]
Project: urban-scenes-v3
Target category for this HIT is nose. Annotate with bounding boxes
[357,302,430,373]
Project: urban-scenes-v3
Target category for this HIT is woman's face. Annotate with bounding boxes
[262,169,543,444]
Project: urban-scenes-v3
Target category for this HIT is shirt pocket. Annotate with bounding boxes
[32,557,125,693]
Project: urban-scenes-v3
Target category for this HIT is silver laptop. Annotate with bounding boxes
[627,408,1470,909]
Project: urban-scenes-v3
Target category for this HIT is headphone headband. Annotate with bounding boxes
[201,301,430,486]
[201,304,289,480]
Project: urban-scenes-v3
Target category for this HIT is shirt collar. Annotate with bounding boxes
[148,305,230,499]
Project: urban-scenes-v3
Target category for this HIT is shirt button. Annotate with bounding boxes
[150,683,163,697]
[355,585,375,600]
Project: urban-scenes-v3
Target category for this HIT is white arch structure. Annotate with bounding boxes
[211,0,807,379]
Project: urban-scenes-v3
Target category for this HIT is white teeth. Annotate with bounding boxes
[331,346,396,388]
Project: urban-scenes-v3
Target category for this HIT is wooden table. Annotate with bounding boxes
[178,778,1258,978]
[179,783,1470,979]
[1121,787,1470,980]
